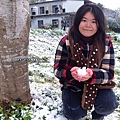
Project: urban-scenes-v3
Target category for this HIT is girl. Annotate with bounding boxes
[54,3,118,120]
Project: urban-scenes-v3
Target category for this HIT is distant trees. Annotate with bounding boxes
[115,9,120,27]
[96,3,120,28]
[97,3,104,10]
[107,20,117,28]
[105,8,120,28]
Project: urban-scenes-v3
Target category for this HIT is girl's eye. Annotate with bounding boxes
[92,21,96,23]
[81,19,86,22]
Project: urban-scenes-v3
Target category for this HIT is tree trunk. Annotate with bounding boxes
[0,0,31,105]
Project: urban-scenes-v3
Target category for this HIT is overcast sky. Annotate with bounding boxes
[90,0,120,10]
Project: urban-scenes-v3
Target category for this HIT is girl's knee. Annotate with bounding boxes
[95,89,118,114]
[95,100,118,115]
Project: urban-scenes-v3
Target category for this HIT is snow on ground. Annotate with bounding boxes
[28,28,120,120]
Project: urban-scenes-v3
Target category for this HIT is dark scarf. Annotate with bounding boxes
[69,33,99,69]
[75,32,95,47]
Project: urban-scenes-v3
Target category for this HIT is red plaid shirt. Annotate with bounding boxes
[54,35,115,89]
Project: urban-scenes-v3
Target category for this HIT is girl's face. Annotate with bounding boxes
[79,12,98,37]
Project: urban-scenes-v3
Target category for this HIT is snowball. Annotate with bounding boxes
[77,67,87,76]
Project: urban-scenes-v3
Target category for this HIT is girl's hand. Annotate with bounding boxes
[70,67,82,82]
[70,67,93,82]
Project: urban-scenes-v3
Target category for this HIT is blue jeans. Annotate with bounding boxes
[62,87,118,120]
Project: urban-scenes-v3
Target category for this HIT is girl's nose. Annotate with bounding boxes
[86,22,91,27]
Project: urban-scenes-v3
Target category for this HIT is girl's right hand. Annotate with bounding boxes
[70,67,83,82]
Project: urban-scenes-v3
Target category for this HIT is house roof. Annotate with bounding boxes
[30,0,67,5]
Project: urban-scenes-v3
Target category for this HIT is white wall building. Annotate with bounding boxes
[30,0,84,29]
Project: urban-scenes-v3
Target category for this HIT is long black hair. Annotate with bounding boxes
[68,3,106,61]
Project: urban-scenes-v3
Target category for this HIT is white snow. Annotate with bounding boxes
[77,67,87,76]
[28,28,120,120]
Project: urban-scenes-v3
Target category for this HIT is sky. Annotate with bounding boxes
[90,0,120,10]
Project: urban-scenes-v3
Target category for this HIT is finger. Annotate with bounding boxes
[81,74,92,81]
[71,71,77,75]
[75,77,81,82]
[86,68,93,75]
[70,67,78,72]
[71,72,78,78]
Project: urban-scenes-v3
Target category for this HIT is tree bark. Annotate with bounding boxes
[0,0,31,105]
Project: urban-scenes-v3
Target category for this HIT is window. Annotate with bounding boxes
[31,8,33,11]
[63,8,65,13]
[31,8,36,15]
[32,12,36,15]
[38,20,44,28]
[46,10,49,14]
[40,7,44,14]
[52,5,58,13]
[52,19,59,28]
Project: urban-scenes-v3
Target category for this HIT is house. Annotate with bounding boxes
[29,0,84,29]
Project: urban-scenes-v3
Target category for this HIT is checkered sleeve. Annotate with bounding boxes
[54,36,73,84]
[90,39,115,84]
